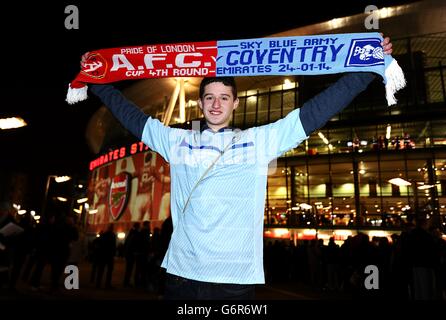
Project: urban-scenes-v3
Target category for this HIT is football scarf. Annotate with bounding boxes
[66,32,406,106]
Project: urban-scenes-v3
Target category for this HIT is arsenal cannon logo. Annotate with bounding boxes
[80,52,108,79]
[108,172,131,221]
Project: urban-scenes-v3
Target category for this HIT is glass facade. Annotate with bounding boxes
[269,149,446,231]
[262,33,446,232]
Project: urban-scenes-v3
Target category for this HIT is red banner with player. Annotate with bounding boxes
[87,150,170,234]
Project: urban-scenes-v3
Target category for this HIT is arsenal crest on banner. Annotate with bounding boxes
[80,52,108,79]
[108,172,131,221]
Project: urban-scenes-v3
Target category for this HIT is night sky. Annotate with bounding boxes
[0,0,418,176]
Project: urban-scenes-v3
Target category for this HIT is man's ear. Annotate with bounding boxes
[233,98,240,111]
[198,99,203,111]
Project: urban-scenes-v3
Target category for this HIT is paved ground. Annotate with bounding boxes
[2,261,441,320]
[0,257,348,301]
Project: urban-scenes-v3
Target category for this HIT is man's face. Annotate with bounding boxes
[198,82,239,131]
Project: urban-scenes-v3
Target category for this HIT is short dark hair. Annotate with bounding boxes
[199,77,237,100]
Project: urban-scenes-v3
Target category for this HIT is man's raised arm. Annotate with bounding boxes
[89,84,185,163]
[89,84,148,140]
[258,72,376,162]
[299,72,375,136]
[299,35,393,136]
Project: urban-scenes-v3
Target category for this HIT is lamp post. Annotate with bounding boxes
[41,175,71,218]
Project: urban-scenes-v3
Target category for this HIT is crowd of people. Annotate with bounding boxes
[370,133,416,151]
[87,218,172,293]
[348,133,416,153]
[0,201,80,292]
[264,218,446,300]
[2,198,445,300]
[0,199,173,296]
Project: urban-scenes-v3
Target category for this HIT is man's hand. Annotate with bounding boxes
[381,34,393,55]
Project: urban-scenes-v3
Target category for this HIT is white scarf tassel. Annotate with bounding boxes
[385,58,406,106]
[66,84,89,105]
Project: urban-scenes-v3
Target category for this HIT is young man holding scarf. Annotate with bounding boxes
[86,36,393,300]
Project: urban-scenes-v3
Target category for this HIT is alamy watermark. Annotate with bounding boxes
[64,5,79,30]
[364,264,379,290]
[364,5,380,30]
[64,265,79,289]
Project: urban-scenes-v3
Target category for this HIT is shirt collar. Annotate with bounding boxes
[200,123,234,133]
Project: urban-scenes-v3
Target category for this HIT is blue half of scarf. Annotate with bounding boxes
[216,32,406,105]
